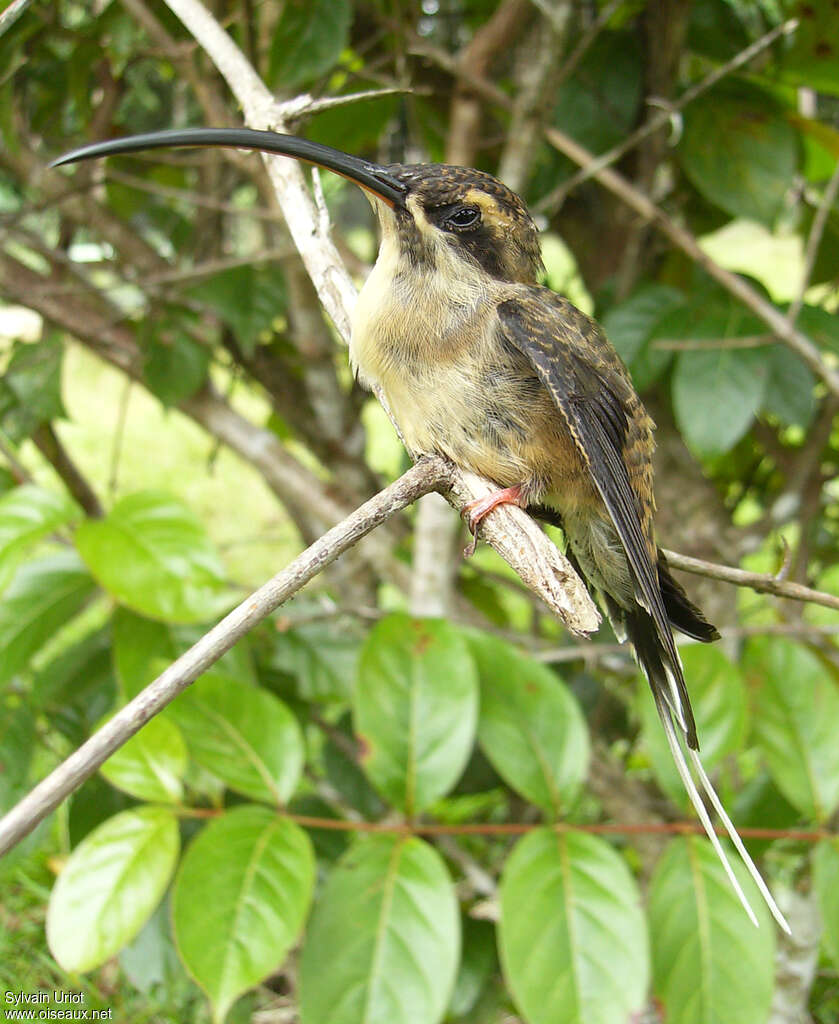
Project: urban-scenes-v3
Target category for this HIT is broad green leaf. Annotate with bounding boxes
[187,264,286,355]
[469,633,588,815]
[638,644,747,807]
[0,701,35,811]
[268,0,352,88]
[46,806,179,972]
[299,835,459,1024]
[672,347,768,456]
[76,491,233,624]
[173,806,314,1023]
[648,837,775,1024]
[746,638,839,821]
[353,614,478,814]
[113,606,255,699]
[498,828,649,1024]
[0,551,96,685]
[813,840,839,969]
[0,334,65,442]
[168,671,303,803]
[99,714,188,803]
[0,484,80,592]
[679,82,798,225]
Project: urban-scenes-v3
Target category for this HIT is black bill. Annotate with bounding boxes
[50,127,408,208]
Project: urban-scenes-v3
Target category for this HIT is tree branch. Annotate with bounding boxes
[0,458,450,857]
[663,549,839,613]
[31,423,103,518]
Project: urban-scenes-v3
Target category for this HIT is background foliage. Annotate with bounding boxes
[2,0,839,1021]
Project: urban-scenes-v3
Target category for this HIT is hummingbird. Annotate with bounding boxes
[52,128,789,932]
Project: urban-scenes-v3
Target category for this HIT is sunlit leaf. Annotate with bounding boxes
[47,806,179,972]
[299,835,459,1024]
[469,632,589,815]
[499,828,649,1024]
[746,638,839,821]
[99,714,188,803]
[76,491,233,624]
[648,837,775,1024]
[0,484,80,592]
[168,671,303,803]
[173,806,314,1023]
[353,614,478,814]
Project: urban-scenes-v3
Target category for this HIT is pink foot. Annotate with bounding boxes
[462,484,526,556]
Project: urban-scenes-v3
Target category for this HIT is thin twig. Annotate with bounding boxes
[0,459,450,858]
[663,548,839,612]
[279,814,833,842]
[31,424,103,518]
[0,0,35,36]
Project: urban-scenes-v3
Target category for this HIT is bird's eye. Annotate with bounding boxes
[443,205,481,231]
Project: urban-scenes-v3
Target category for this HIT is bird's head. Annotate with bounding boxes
[51,128,543,284]
[376,162,543,284]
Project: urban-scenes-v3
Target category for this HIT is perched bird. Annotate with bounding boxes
[53,129,789,932]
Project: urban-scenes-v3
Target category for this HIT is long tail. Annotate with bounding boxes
[625,608,791,934]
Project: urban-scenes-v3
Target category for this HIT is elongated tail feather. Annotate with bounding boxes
[689,748,791,933]
[652,690,760,927]
[626,610,790,933]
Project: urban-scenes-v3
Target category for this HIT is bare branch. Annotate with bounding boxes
[0,459,450,858]
[663,549,839,613]
[31,423,103,518]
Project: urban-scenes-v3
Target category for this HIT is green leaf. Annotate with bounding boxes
[746,638,839,821]
[299,835,459,1024]
[46,805,179,972]
[448,917,496,1019]
[268,0,352,89]
[761,344,815,427]
[187,264,286,355]
[498,828,649,1024]
[353,614,478,814]
[672,347,768,457]
[679,82,798,225]
[601,284,684,366]
[168,671,303,804]
[638,644,747,808]
[271,621,361,702]
[76,491,233,624]
[0,701,35,811]
[99,714,188,803]
[142,326,210,406]
[0,551,96,685]
[782,2,839,96]
[0,334,65,442]
[469,633,588,815]
[113,606,255,699]
[553,32,642,155]
[648,837,775,1024]
[34,626,116,744]
[0,484,80,592]
[173,806,314,1023]
[813,840,839,969]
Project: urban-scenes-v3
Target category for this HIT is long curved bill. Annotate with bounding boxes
[50,127,408,208]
